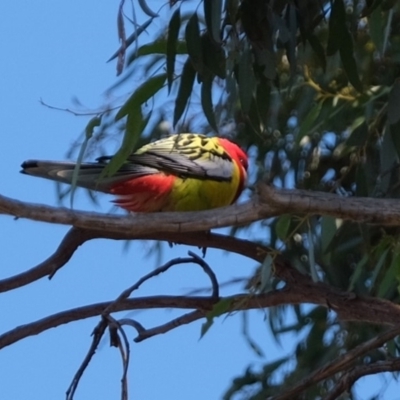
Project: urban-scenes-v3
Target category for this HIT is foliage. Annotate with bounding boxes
[95,1,400,398]
[6,0,400,399]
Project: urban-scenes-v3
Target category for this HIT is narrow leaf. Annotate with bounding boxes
[327,0,345,55]
[370,247,390,292]
[362,0,384,17]
[185,13,203,74]
[102,107,147,178]
[258,255,273,293]
[321,216,337,254]
[388,121,400,162]
[238,46,256,113]
[339,41,363,92]
[201,76,218,132]
[204,0,222,44]
[296,101,323,144]
[346,119,368,147]
[306,32,326,71]
[200,298,233,338]
[377,251,400,298]
[275,214,291,240]
[127,39,187,65]
[167,8,181,92]
[241,312,264,357]
[387,79,400,125]
[70,116,102,208]
[115,73,166,120]
[108,18,154,62]
[308,228,318,282]
[201,34,226,79]
[368,5,385,54]
[173,57,196,126]
[138,0,159,18]
[348,253,369,291]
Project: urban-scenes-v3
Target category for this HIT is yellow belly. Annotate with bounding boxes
[164,174,240,212]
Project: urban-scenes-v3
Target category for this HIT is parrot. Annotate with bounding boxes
[21,133,248,212]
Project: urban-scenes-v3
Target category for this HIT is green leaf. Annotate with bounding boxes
[185,13,203,74]
[380,124,399,194]
[388,121,400,166]
[308,228,318,282]
[306,32,326,71]
[70,116,102,208]
[204,0,222,44]
[348,253,369,291]
[387,80,400,125]
[200,298,233,338]
[321,216,337,254]
[339,39,363,93]
[241,311,264,357]
[101,107,147,178]
[108,17,154,62]
[115,73,166,121]
[326,0,363,92]
[368,5,385,54]
[238,46,256,113]
[296,101,323,144]
[225,0,240,25]
[327,0,345,55]
[370,247,390,292]
[255,77,270,127]
[167,8,181,93]
[346,119,368,147]
[201,34,226,79]
[201,76,218,132]
[127,39,187,65]
[275,214,291,240]
[258,255,273,293]
[362,0,384,17]
[377,251,400,298]
[173,57,196,126]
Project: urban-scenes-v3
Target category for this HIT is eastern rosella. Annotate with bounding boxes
[21,133,248,212]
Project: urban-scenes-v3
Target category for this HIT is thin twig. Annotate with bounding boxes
[106,316,130,400]
[134,310,204,342]
[187,251,219,298]
[66,319,108,400]
[102,252,218,316]
[39,98,119,117]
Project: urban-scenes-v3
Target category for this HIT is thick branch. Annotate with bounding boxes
[4,185,400,237]
[2,284,400,350]
[0,230,263,293]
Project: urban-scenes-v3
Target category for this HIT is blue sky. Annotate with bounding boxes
[1,1,399,399]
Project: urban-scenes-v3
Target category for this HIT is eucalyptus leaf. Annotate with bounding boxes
[173,57,196,126]
[167,8,181,92]
[115,73,166,121]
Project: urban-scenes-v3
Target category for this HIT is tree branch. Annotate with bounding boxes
[272,324,400,400]
[323,359,400,400]
[4,185,400,238]
[0,227,91,292]
[2,284,400,350]
[0,229,263,293]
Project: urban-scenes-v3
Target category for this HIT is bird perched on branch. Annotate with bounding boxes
[21,133,248,212]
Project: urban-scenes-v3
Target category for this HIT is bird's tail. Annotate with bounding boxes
[20,160,121,192]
